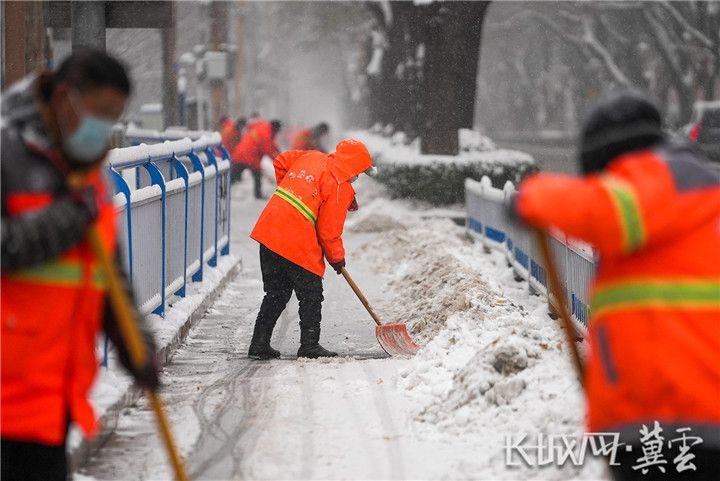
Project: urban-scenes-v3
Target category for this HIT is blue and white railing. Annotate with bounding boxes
[107,132,231,320]
[465,176,596,336]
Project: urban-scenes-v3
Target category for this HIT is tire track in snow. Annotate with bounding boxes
[361,363,406,480]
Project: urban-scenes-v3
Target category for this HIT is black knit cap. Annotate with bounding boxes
[579,91,664,174]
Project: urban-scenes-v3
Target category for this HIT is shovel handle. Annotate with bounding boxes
[87,226,190,481]
[340,268,383,326]
[534,229,584,387]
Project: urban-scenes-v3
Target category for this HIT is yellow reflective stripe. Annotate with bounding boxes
[10,260,84,286]
[9,260,108,290]
[600,175,646,253]
[591,279,720,317]
[275,187,318,225]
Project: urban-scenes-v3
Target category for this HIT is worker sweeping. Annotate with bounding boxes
[291,122,330,152]
[231,118,282,198]
[509,92,720,480]
[248,139,376,359]
[221,115,245,157]
[0,50,159,481]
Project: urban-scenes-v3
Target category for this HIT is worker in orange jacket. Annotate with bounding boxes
[1,50,158,481]
[291,122,329,152]
[220,116,245,155]
[231,119,282,198]
[248,139,376,359]
[511,92,720,480]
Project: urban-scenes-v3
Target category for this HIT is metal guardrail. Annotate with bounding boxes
[465,176,596,336]
[107,132,232,318]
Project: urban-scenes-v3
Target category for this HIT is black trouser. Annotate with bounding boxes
[255,244,324,335]
[231,163,263,198]
[609,447,720,481]
[1,437,68,481]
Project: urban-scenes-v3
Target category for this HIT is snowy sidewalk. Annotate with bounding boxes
[77,176,608,481]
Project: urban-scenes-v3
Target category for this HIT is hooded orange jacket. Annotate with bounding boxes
[516,144,720,446]
[231,120,278,170]
[250,139,372,277]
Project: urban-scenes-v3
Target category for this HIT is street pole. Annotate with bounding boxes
[210,1,228,129]
[161,3,178,129]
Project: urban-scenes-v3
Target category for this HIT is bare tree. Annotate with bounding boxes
[485,1,720,128]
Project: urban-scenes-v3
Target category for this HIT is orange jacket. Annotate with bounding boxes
[250,139,372,277]
[1,169,116,445]
[220,118,241,153]
[291,128,316,151]
[231,120,279,170]
[516,144,720,443]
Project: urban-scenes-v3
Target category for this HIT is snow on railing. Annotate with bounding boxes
[103,130,232,366]
[465,177,596,337]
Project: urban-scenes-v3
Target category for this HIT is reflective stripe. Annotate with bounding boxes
[9,260,107,289]
[591,279,720,317]
[274,187,318,225]
[10,260,83,286]
[600,175,646,253]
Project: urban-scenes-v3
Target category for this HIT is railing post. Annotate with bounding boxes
[188,151,206,282]
[171,156,190,297]
[106,167,133,368]
[219,145,231,256]
[144,161,167,317]
[204,147,219,268]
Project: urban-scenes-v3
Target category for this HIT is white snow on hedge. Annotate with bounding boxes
[349,129,535,168]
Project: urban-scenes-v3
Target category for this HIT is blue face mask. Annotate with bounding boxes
[62,92,115,163]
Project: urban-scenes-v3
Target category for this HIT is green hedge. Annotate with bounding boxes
[374,153,538,205]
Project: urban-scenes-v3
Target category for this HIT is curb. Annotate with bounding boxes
[69,258,242,471]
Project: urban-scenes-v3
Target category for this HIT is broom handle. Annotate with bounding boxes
[534,229,585,387]
[341,268,383,326]
[88,226,190,481]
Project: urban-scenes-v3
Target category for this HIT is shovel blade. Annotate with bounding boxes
[375,323,420,357]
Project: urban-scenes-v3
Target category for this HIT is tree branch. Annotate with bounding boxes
[658,1,714,49]
[579,17,633,88]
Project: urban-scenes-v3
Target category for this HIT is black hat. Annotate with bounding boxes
[579,91,664,174]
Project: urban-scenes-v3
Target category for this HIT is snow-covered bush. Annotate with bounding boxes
[349,131,537,205]
[374,156,536,204]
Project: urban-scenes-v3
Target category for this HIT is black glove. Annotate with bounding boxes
[330,259,346,275]
[348,197,359,212]
[69,186,100,223]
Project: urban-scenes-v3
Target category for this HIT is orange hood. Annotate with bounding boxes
[328,139,372,183]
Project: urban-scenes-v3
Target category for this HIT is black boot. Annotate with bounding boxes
[297,327,337,358]
[248,321,281,360]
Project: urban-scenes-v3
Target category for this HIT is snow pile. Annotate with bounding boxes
[459,128,496,152]
[357,216,494,344]
[356,196,605,478]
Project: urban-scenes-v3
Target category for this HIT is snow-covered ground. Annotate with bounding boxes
[76,172,608,480]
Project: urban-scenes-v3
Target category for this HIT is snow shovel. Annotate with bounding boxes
[340,267,419,357]
[88,226,190,481]
[534,229,584,387]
